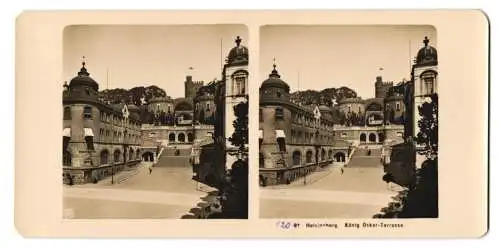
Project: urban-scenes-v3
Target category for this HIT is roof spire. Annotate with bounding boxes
[423,36,429,47]
[78,56,90,76]
[269,57,280,78]
[235,36,241,47]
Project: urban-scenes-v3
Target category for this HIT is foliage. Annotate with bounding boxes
[290,87,357,107]
[228,100,249,150]
[374,93,438,218]
[415,93,438,159]
[100,85,166,105]
[218,99,249,219]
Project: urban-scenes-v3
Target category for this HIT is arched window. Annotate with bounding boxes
[232,72,247,96]
[321,149,326,161]
[421,71,437,95]
[169,133,175,142]
[187,133,194,142]
[114,149,121,163]
[83,106,92,119]
[306,150,313,163]
[63,151,72,167]
[292,151,301,166]
[360,133,367,142]
[178,133,186,143]
[369,133,377,143]
[129,148,134,160]
[63,106,71,120]
[100,150,109,165]
[136,149,141,159]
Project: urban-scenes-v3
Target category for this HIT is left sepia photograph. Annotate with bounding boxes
[62,25,249,219]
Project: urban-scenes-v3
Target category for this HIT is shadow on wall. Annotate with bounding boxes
[383,142,416,188]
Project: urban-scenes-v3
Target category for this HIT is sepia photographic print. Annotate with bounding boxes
[62,25,249,219]
[259,25,439,219]
[15,10,488,238]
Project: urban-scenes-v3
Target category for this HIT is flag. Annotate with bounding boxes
[379,67,384,71]
[188,67,194,70]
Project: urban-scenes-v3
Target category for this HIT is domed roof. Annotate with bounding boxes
[174,98,194,111]
[261,62,290,92]
[69,59,99,91]
[415,36,438,66]
[227,36,249,67]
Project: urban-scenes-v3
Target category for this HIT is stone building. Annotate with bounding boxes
[62,61,142,184]
[140,73,215,150]
[259,62,349,186]
[408,36,438,169]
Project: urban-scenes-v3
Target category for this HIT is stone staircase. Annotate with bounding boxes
[347,147,383,168]
[155,150,191,168]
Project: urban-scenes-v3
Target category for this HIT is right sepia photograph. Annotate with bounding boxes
[258,25,438,219]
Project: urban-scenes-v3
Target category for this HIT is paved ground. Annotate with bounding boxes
[63,154,218,219]
[260,157,398,219]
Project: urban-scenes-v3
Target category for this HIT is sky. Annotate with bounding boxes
[63,25,248,98]
[260,25,436,99]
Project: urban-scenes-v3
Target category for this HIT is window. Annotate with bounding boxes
[275,108,284,120]
[206,103,210,111]
[277,91,281,98]
[99,128,104,136]
[396,103,401,111]
[348,105,351,113]
[259,108,263,122]
[85,136,94,151]
[63,151,72,167]
[83,106,92,119]
[233,73,247,96]
[106,130,110,136]
[63,106,71,120]
[423,77,435,95]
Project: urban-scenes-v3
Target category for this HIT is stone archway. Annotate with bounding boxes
[168,133,176,142]
[334,152,346,162]
[187,132,194,142]
[378,133,385,143]
[142,151,154,162]
[178,133,186,143]
[369,133,377,143]
[360,133,367,142]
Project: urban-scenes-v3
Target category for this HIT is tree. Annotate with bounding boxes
[374,93,438,219]
[415,93,438,159]
[228,101,249,150]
